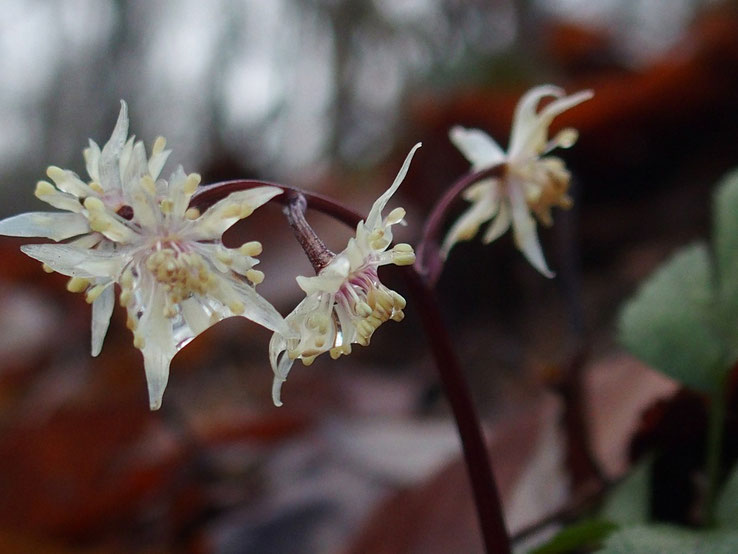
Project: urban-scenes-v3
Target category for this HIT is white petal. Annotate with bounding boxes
[509,178,553,277]
[230,280,292,335]
[449,127,505,170]
[84,140,102,183]
[365,143,421,231]
[482,200,511,244]
[188,187,282,240]
[121,140,149,198]
[0,212,89,241]
[99,100,129,194]
[91,284,115,356]
[21,243,126,278]
[297,255,350,294]
[508,85,564,156]
[180,297,212,336]
[538,90,593,129]
[148,144,171,180]
[139,290,175,410]
[441,187,499,257]
[269,331,295,407]
[35,183,85,213]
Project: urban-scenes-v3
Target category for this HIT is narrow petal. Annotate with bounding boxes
[269,332,295,407]
[180,297,212,336]
[230,280,292,336]
[188,187,282,240]
[508,85,563,156]
[121,140,149,197]
[482,200,511,244]
[148,137,171,180]
[99,100,129,194]
[21,243,126,278]
[297,256,350,295]
[0,212,89,241]
[449,127,505,170]
[138,290,175,410]
[365,143,421,231]
[441,187,499,257]
[35,181,85,213]
[91,284,115,356]
[509,178,553,277]
[83,140,102,183]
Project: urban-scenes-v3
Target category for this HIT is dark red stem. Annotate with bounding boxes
[415,164,506,286]
[404,268,511,554]
[190,178,511,553]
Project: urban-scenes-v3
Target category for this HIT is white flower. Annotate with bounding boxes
[269,144,421,406]
[0,101,288,409]
[442,85,593,277]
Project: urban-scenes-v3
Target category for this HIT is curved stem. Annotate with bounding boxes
[191,179,363,229]
[415,164,505,286]
[192,177,511,552]
[404,268,511,553]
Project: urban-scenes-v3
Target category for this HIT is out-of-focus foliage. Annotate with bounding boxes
[600,456,651,526]
[529,519,617,554]
[716,463,738,527]
[619,170,738,392]
[600,525,738,554]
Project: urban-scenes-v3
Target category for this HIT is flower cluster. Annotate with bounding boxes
[442,85,593,277]
[0,84,588,410]
[0,102,288,409]
[269,144,420,405]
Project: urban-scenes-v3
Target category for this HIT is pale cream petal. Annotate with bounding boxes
[509,178,553,277]
[508,85,564,157]
[180,297,212,336]
[365,143,421,231]
[83,140,102,183]
[297,255,350,295]
[138,289,176,410]
[269,331,294,407]
[91,283,115,356]
[449,127,505,170]
[35,181,85,213]
[21,243,126,278]
[482,200,511,244]
[0,212,89,241]
[148,137,171,180]
[99,100,129,194]
[47,167,95,198]
[187,187,282,240]
[229,279,292,335]
[121,140,149,197]
[441,188,499,257]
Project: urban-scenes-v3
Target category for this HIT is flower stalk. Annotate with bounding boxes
[404,267,511,554]
[284,193,335,273]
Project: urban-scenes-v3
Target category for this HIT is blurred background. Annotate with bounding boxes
[1,0,738,552]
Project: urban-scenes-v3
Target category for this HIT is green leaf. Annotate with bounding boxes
[600,456,652,525]
[599,525,738,553]
[713,169,738,285]
[529,519,617,554]
[619,243,724,392]
[712,169,738,362]
[716,462,738,527]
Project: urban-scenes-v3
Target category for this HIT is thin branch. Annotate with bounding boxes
[283,192,335,273]
[190,179,363,230]
[404,267,511,554]
[415,164,506,286]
